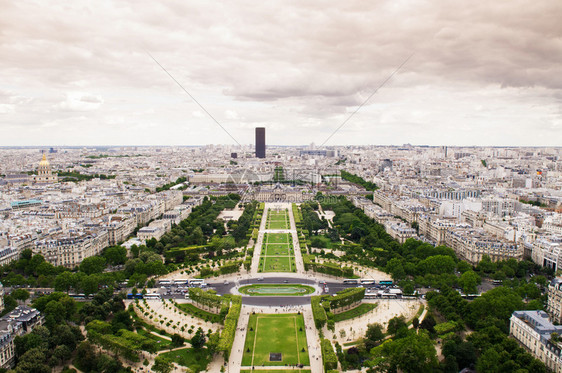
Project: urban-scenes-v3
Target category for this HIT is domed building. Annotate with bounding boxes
[34,154,58,184]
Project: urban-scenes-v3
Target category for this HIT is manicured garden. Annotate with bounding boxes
[260,255,295,272]
[242,313,310,367]
[158,347,212,373]
[176,302,223,324]
[266,209,290,230]
[333,303,378,322]
[239,284,315,296]
[259,232,295,272]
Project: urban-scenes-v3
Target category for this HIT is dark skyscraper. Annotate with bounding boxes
[255,127,265,158]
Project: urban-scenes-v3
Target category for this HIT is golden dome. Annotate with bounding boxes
[39,154,50,167]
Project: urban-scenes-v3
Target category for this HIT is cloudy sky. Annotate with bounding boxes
[1,0,561,146]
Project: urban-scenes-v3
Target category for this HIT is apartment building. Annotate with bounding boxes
[510,310,562,373]
[548,278,562,324]
[35,229,109,268]
[0,305,43,369]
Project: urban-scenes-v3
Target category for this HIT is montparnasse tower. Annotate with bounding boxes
[34,154,58,184]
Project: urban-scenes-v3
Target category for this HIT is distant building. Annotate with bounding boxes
[548,278,562,324]
[33,154,57,184]
[231,152,238,159]
[299,150,337,157]
[255,127,266,158]
[0,305,44,369]
[510,310,562,372]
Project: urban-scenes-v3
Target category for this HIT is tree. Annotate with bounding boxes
[103,246,127,266]
[191,327,206,348]
[14,347,50,373]
[11,288,30,302]
[459,270,480,294]
[385,258,406,280]
[54,271,74,293]
[387,316,407,337]
[79,256,106,275]
[420,314,436,335]
[365,323,384,350]
[152,356,173,373]
[475,347,500,373]
[412,317,419,329]
[171,333,185,348]
[371,331,438,373]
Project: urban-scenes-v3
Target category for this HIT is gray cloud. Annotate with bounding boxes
[0,0,561,146]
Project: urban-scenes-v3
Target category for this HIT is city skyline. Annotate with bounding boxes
[1,1,561,147]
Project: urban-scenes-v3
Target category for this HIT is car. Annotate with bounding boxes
[258,277,264,281]
[223,280,230,285]
[283,280,288,283]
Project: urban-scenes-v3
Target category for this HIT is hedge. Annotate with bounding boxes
[188,288,229,314]
[219,261,241,275]
[217,295,242,359]
[321,338,338,371]
[304,258,355,278]
[327,288,365,310]
[311,296,328,329]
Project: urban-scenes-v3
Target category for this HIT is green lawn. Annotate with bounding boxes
[260,255,295,272]
[176,303,223,324]
[264,244,292,256]
[242,314,310,367]
[267,219,289,229]
[333,303,378,322]
[265,233,291,244]
[158,348,212,373]
[260,232,295,272]
[137,328,173,351]
[239,284,315,296]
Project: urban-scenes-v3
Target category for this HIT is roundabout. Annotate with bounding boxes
[238,283,316,296]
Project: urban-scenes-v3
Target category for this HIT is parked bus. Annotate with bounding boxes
[492,280,502,286]
[174,279,188,285]
[343,279,359,285]
[127,293,143,300]
[360,279,376,285]
[69,293,86,299]
[144,293,161,300]
[189,279,207,287]
[379,280,394,286]
[158,280,171,286]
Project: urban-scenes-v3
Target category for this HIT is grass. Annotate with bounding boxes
[242,314,310,367]
[264,244,292,256]
[265,233,291,244]
[137,328,173,351]
[333,303,378,322]
[239,284,315,296]
[266,210,290,230]
[260,232,295,272]
[176,303,222,324]
[158,348,212,373]
[260,255,295,272]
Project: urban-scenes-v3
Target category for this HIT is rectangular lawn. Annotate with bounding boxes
[264,244,292,256]
[266,233,290,244]
[242,314,310,367]
[260,255,294,272]
[267,219,289,229]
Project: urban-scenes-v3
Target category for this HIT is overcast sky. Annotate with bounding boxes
[1,0,561,147]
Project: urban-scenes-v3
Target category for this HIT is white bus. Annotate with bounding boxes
[189,279,207,287]
[159,280,171,286]
[174,279,188,285]
[360,279,376,285]
[144,293,161,300]
[343,279,359,285]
